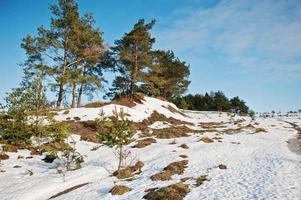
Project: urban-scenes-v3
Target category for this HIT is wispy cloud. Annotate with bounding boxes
[154,0,301,79]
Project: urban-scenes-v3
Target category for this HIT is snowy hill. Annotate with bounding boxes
[0,96,300,200]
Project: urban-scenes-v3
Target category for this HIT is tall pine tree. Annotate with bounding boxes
[112,19,156,98]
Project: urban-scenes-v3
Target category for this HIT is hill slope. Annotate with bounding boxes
[0,97,300,200]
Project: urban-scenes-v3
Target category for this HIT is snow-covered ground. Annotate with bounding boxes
[0,97,300,200]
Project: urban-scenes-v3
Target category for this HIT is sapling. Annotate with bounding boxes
[47,136,84,182]
[96,107,134,172]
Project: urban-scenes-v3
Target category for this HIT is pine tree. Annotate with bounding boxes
[23,0,105,108]
[230,96,249,114]
[112,19,156,97]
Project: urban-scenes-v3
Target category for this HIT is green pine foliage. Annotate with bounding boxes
[143,50,190,100]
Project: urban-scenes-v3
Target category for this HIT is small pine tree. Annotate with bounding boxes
[96,107,134,172]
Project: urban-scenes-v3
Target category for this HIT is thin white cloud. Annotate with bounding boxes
[154,0,301,79]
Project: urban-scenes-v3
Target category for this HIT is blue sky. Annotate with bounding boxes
[0,0,300,112]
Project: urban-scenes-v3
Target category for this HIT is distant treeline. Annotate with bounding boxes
[172,91,252,115]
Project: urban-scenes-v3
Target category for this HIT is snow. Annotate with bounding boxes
[0,97,300,200]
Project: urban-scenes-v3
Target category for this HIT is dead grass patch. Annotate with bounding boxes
[144,183,190,200]
[194,175,209,187]
[112,93,144,108]
[83,101,107,108]
[73,116,81,121]
[200,137,214,143]
[110,185,131,195]
[164,105,187,117]
[164,160,188,175]
[113,161,144,179]
[199,122,227,129]
[0,153,9,160]
[153,126,195,139]
[151,160,188,182]
[151,171,173,181]
[48,183,90,199]
[255,128,267,133]
[62,110,69,115]
[222,124,256,134]
[179,144,189,149]
[132,138,156,148]
[218,164,227,170]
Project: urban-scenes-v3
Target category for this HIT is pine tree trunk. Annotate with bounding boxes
[56,39,68,108]
[57,82,64,108]
[130,44,138,98]
[71,83,77,108]
[77,83,83,108]
[118,145,123,172]
[77,67,86,108]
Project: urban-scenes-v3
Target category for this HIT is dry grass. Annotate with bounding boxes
[83,101,107,108]
[112,93,145,108]
[199,122,227,129]
[194,175,209,187]
[151,171,173,181]
[255,128,267,133]
[66,120,110,143]
[132,138,156,148]
[164,160,188,175]
[179,144,189,149]
[199,137,214,143]
[164,105,187,117]
[218,164,227,170]
[113,168,133,179]
[144,183,190,200]
[113,161,144,179]
[110,185,131,195]
[62,110,70,115]
[0,153,9,160]
[153,126,196,139]
[151,160,188,182]
[179,155,188,159]
[48,183,89,199]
